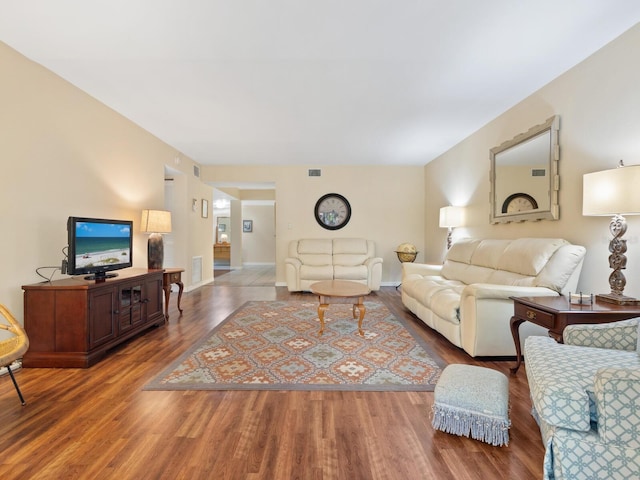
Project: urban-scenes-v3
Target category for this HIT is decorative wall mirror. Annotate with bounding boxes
[490,115,560,224]
[216,216,230,243]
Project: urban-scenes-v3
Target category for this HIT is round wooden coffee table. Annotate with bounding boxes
[310,280,371,336]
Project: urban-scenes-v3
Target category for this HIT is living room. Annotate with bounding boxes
[2,4,640,479]
[3,20,640,311]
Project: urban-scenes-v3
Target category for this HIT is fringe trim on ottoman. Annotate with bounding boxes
[431,404,510,447]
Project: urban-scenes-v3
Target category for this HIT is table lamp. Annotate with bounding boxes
[141,209,172,269]
[439,206,464,249]
[583,162,640,305]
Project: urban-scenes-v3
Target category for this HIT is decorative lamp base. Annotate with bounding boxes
[596,293,640,306]
[147,233,164,270]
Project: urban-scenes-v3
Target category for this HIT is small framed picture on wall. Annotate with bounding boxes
[243,220,253,232]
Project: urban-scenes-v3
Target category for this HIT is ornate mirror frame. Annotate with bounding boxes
[490,115,560,224]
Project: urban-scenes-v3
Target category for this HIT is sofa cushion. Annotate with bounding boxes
[300,265,334,281]
[295,239,332,267]
[535,244,586,292]
[333,238,370,267]
[334,265,368,281]
[488,269,534,286]
[564,319,639,351]
[401,276,463,324]
[442,262,494,284]
[297,253,333,267]
[594,367,640,449]
[470,239,512,268]
[497,238,568,276]
[445,238,481,264]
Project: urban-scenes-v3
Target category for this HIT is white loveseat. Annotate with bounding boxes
[285,238,383,292]
[401,238,586,357]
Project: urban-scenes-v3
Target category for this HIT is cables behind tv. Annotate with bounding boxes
[36,266,62,282]
[35,246,70,282]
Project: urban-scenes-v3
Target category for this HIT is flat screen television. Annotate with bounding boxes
[67,216,133,281]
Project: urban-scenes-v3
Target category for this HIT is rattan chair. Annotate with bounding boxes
[0,304,29,405]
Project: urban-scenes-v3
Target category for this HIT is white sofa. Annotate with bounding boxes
[285,238,383,292]
[401,238,586,357]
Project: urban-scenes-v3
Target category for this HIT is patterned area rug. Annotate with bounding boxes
[145,299,445,391]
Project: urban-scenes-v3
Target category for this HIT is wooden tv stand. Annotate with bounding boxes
[22,268,165,368]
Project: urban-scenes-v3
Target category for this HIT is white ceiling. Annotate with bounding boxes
[2,1,640,166]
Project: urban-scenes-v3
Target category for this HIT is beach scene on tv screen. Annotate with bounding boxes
[75,222,131,268]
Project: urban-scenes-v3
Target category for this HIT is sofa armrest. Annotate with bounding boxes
[457,284,556,356]
[363,257,383,268]
[595,367,640,449]
[285,257,302,268]
[402,262,442,280]
[564,318,639,351]
[364,257,383,291]
[461,283,560,300]
[284,257,303,292]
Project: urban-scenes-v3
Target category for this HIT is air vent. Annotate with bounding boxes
[308,169,321,177]
[192,256,202,284]
[193,165,200,178]
[532,169,546,177]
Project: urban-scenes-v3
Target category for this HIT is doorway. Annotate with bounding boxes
[214,215,231,268]
[212,183,276,286]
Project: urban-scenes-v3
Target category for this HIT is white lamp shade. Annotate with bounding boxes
[439,206,465,228]
[583,165,640,216]
[141,209,172,233]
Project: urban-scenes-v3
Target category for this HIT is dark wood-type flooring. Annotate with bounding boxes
[0,281,544,479]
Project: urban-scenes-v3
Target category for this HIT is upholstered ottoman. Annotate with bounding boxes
[432,364,510,446]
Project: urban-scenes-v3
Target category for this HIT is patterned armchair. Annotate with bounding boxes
[524,318,640,480]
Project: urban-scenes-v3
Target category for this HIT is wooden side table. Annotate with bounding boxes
[510,296,640,374]
[163,268,185,320]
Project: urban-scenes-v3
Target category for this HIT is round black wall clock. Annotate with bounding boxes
[501,192,538,213]
[314,193,351,230]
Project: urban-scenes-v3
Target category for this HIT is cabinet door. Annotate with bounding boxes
[89,287,117,348]
[144,275,164,324]
[119,283,143,332]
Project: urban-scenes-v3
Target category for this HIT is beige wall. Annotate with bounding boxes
[241,204,276,265]
[424,23,640,298]
[0,42,213,322]
[202,165,425,285]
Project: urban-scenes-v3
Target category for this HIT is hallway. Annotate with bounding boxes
[213,264,276,287]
